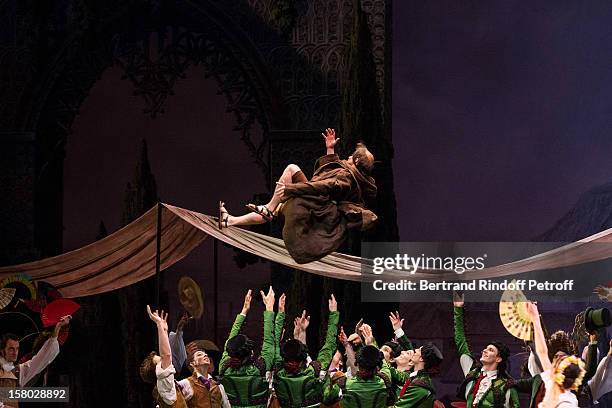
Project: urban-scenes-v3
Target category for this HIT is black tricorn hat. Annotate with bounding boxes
[356,345,383,370]
[585,307,611,333]
[421,342,443,369]
[281,339,308,362]
[226,334,254,359]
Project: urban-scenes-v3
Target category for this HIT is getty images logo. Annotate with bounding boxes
[372,254,487,275]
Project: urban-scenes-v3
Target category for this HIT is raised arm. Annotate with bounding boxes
[339,326,357,376]
[220,289,252,368]
[525,302,551,372]
[273,293,286,366]
[584,332,599,382]
[147,306,172,369]
[293,310,310,346]
[317,294,340,369]
[322,128,339,155]
[169,312,191,372]
[360,324,375,346]
[453,292,471,357]
[390,311,413,350]
[260,286,276,370]
[147,306,179,405]
[19,316,70,386]
[453,292,474,376]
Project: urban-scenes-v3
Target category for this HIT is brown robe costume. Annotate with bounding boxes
[282,153,377,264]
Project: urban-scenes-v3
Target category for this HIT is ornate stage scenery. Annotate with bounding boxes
[1,1,611,407]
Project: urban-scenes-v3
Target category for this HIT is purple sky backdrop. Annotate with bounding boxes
[393,0,612,241]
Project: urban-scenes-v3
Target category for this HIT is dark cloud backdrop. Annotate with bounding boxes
[393,1,612,241]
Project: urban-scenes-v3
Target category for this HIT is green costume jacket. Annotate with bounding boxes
[454,307,519,408]
[274,310,339,408]
[322,363,395,408]
[389,330,415,398]
[390,367,436,408]
[219,311,274,408]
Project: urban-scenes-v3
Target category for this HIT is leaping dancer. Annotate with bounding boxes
[219,128,378,264]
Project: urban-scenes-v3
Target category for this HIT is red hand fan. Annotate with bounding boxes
[41,299,80,327]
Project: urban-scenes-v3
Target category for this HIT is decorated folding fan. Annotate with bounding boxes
[499,282,533,340]
[41,298,80,327]
[0,288,16,310]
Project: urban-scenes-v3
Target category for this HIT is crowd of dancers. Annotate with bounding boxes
[140,288,612,408]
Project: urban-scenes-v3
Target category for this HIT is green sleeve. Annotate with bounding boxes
[261,310,275,370]
[316,311,340,369]
[397,333,413,351]
[384,361,409,385]
[220,313,246,368]
[273,311,285,366]
[584,343,598,382]
[508,387,520,408]
[453,306,471,357]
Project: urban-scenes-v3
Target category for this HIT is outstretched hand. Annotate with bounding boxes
[322,128,339,151]
[360,324,374,346]
[241,289,253,315]
[594,285,612,302]
[294,310,310,333]
[52,315,72,337]
[147,305,168,331]
[278,293,286,313]
[328,294,337,312]
[261,286,275,311]
[389,311,404,331]
[177,311,193,332]
[338,326,348,345]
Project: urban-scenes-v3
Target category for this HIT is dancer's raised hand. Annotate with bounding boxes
[322,128,339,151]
[241,289,253,315]
[389,311,404,331]
[261,286,275,311]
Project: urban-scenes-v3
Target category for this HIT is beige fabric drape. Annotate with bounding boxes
[2,203,612,298]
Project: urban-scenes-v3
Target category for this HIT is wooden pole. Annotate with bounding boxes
[155,201,162,308]
[213,238,219,344]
